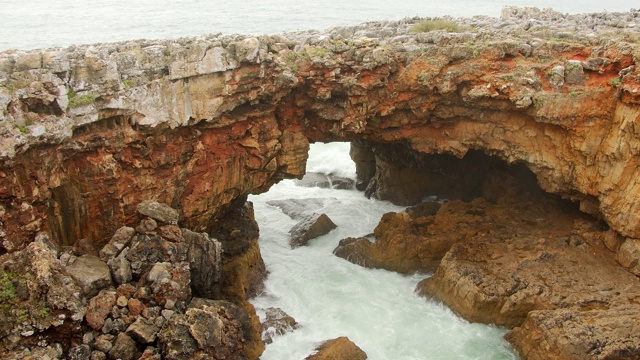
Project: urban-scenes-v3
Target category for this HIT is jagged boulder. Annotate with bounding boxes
[333,237,377,268]
[183,229,222,299]
[137,261,192,312]
[137,201,179,225]
[126,233,188,279]
[158,298,251,360]
[261,307,299,344]
[100,226,135,262]
[108,333,139,360]
[126,317,160,344]
[305,337,367,360]
[66,255,112,298]
[289,213,337,248]
[86,290,117,331]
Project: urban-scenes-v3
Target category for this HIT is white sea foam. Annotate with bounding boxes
[249,143,518,360]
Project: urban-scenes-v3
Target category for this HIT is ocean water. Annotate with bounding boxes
[0,0,634,51]
[249,143,518,359]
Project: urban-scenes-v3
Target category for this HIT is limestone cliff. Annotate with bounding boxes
[1,8,640,253]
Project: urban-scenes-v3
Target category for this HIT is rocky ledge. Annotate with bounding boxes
[1,6,640,360]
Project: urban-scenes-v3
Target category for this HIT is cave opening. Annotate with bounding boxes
[246,139,621,359]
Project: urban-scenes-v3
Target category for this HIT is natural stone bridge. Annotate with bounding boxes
[2,7,640,359]
[2,8,640,254]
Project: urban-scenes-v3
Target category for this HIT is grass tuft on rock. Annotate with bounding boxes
[410,19,463,33]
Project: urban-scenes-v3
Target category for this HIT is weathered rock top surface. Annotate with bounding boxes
[2,7,639,158]
[1,7,640,252]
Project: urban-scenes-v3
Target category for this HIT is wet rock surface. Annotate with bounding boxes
[305,337,368,360]
[289,213,338,248]
[261,307,299,344]
[338,147,640,358]
[266,197,337,220]
[294,172,355,190]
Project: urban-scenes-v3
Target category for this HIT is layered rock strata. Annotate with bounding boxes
[2,8,640,252]
[1,6,640,360]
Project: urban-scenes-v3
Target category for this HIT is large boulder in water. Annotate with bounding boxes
[305,337,367,360]
[261,307,299,344]
[289,213,337,248]
[267,198,337,220]
[294,172,355,190]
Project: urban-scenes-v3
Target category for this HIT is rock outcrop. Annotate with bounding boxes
[266,198,337,220]
[289,213,337,248]
[2,8,640,253]
[2,6,640,360]
[260,307,299,344]
[0,202,265,359]
[305,337,368,360]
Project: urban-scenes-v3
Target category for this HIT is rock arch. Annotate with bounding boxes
[1,11,639,256]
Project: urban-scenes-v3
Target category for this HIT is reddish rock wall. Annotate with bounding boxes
[1,9,639,256]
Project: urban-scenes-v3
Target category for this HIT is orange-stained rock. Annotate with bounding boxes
[505,307,640,360]
[305,337,368,360]
[2,9,640,254]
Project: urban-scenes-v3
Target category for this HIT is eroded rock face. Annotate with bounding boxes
[0,242,86,352]
[158,298,252,360]
[1,7,640,360]
[261,307,299,344]
[208,201,266,359]
[335,161,556,275]
[504,307,640,360]
[1,8,640,255]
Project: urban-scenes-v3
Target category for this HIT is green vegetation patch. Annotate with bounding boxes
[610,77,621,88]
[0,271,16,303]
[410,19,464,33]
[67,88,97,108]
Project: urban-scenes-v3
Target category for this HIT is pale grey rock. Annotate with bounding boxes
[183,229,222,299]
[107,248,132,285]
[289,213,337,248]
[266,197,338,221]
[100,226,135,262]
[548,65,565,89]
[66,255,112,298]
[136,201,179,225]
